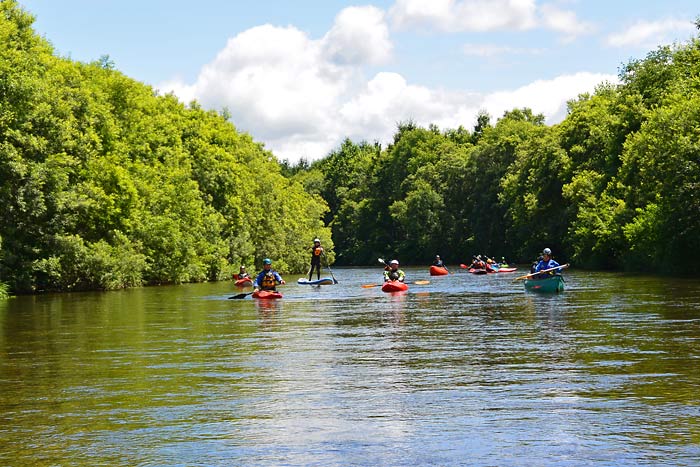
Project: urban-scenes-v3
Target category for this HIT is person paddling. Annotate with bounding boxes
[253,258,286,293]
[383,259,406,282]
[235,265,250,280]
[308,238,324,281]
[432,255,449,272]
[533,248,561,278]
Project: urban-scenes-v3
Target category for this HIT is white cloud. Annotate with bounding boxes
[482,72,617,124]
[321,6,392,65]
[388,0,591,39]
[606,19,694,48]
[157,6,615,162]
[539,3,595,41]
[389,0,538,32]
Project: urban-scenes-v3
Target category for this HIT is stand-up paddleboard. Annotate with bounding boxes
[297,277,335,285]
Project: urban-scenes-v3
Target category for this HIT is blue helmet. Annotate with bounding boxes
[262,258,272,265]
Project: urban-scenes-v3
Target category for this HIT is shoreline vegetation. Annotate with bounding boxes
[1,2,699,295]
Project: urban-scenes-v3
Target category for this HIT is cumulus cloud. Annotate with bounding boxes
[606,19,694,48]
[389,0,538,32]
[157,6,614,162]
[482,72,617,124]
[539,3,595,41]
[388,0,591,39]
[321,6,392,65]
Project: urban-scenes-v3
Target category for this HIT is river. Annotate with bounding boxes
[1,266,699,466]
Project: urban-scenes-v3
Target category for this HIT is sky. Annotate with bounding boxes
[19,0,699,162]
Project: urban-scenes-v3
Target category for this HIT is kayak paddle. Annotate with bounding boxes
[513,263,569,281]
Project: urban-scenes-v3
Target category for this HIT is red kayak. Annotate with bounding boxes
[252,290,283,300]
[497,267,517,273]
[234,277,253,287]
[381,281,409,293]
[429,265,449,276]
[469,268,488,275]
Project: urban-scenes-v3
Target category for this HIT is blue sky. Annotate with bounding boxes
[20,0,699,162]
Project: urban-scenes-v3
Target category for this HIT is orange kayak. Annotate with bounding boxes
[429,265,449,276]
[381,281,408,292]
[234,277,253,287]
[252,290,283,299]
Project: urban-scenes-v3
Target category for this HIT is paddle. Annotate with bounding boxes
[513,263,569,281]
[228,291,254,299]
[322,253,338,284]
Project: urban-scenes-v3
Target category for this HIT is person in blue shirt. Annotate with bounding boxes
[253,258,286,293]
[533,248,561,278]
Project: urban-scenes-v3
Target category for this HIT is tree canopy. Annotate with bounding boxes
[0,1,331,293]
[2,1,699,297]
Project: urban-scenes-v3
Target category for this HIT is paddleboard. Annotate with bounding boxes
[297,277,335,285]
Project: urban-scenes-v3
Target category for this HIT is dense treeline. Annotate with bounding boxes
[2,2,699,296]
[297,32,700,275]
[0,1,332,293]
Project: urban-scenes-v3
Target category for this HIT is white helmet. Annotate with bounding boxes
[543,248,552,255]
[389,259,399,265]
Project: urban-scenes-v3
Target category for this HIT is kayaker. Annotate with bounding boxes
[235,265,250,280]
[533,248,561,278]
[383,259,406,282]
[469,256,485,270]
[253,258,286,293]
[485,258,496,273]
[308,238,324,281]
[432,255,448,271]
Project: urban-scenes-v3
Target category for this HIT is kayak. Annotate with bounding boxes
[469,268,488,275]
[381,280,409,293]
[524,275,564,293]
[497,267,517,273]
[234,277,253,287]
[429,265,449,276]
[297,277,335,285]
[252,290,283,299]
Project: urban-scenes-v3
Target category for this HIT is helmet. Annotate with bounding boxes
[240,265,246,269]
[435,255,440,258]
[313,238,320,243]
[262,258,272,265]
[543,248,552,255]
[389,259,399,265]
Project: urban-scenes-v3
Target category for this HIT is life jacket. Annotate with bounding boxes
[237,273,249,280]
[261,272,277,289]
[312,246,322,256]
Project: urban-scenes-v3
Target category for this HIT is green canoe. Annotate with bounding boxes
[524,275,564,293]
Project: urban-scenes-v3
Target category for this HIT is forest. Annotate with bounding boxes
[1,1,699,295]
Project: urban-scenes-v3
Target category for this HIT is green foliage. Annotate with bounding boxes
[0,2,331,292]
[301,33,700,274]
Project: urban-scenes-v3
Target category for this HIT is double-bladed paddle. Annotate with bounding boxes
[513,263,569,281]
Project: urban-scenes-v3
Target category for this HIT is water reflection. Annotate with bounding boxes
[0,269,699,466]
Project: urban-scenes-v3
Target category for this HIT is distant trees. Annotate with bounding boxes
[2,0,699,297]
[308,37,700,275]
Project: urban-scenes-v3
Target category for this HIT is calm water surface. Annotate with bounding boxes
[1,267,699,466]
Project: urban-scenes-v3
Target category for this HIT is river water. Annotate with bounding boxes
[1,267,699,466]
